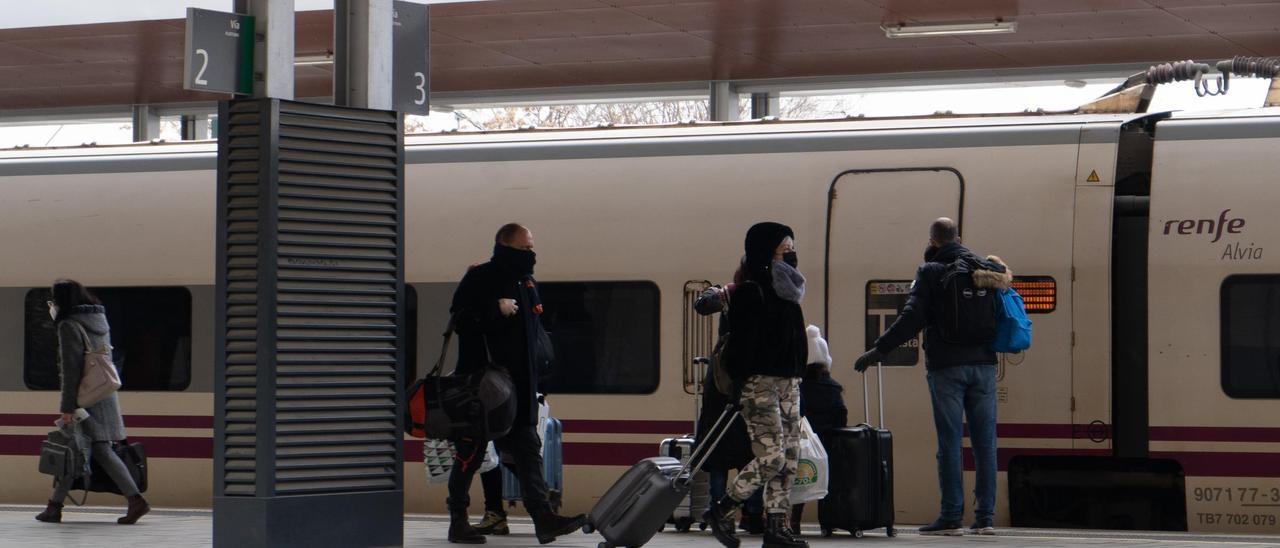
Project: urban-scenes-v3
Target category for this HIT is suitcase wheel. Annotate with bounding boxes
[853,529,865,538]
[820,529,833,538]
[596,542,611,548]
[582,522,595,535]
[698,522,707,531]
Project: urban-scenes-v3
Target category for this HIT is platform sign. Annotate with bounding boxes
[393,0,429,115]
[866,280,920,366]
[184,8,254,95]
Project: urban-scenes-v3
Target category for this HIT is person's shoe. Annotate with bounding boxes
[117,495,150,525]
[448,510,487,544]
[707,497,741,548]
[738,511,765,534]
[969,519,995,535]
[763,513,808,548]
[918,518,964,536]
[532,512,588,544]
[473,511,509,535]
[35,500,62,523]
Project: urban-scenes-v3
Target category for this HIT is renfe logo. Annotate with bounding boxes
[1162,209,1245,243]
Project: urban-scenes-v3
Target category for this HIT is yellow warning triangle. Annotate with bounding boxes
[1086,170,1101,183]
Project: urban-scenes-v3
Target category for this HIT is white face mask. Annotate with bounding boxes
[47,302,58,321]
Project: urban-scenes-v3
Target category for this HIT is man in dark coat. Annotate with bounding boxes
[854,217,1011,537]
[445,223,586,545]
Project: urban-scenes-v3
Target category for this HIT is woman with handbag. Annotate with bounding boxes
[705,223,809,548]
[36,279,149,525]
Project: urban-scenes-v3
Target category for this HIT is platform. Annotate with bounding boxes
[2,506,1279,548]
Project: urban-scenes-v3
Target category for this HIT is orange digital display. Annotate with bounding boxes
[1011,276,1056,313]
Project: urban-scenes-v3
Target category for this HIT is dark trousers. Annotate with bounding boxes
[481,466,506,515]
[449,422,550,518]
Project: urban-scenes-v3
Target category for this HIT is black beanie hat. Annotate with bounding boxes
[743,222,794,281]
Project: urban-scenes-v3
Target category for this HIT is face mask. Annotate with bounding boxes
[48,303,58,321]
[782,251,798,268]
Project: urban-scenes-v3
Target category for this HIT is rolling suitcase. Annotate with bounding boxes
[585,405,739,548]
[658,435,709,533]
[818,363,896,538]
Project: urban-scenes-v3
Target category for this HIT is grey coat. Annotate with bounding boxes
[57,305,127,442]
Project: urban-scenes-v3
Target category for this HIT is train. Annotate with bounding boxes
[2,104,1279,534]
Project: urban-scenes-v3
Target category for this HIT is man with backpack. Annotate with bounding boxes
[853,218,1011,536]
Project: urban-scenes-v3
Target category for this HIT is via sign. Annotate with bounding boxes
[183,8,254,95]
[392,1,429,115]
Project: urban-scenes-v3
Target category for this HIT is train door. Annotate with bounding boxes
[824,168,962,526]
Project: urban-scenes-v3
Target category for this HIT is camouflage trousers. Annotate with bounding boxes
[728,374,801,514]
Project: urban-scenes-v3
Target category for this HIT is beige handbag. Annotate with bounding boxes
[69,321,121,407]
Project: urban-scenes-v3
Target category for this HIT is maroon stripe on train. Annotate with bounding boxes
[1149,426,1280,443]
[0,434,213,459]
[561,420,694,435]
[0,414,214,429]
[1152,451,1280,478]
[962,447,1111,471]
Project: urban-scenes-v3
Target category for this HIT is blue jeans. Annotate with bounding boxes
[926,365,997,523]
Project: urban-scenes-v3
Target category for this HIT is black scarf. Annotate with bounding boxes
[491,244,543,315]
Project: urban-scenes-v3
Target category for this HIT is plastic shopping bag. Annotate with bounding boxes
[790,417,830,504]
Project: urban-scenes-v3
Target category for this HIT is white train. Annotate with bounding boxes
[1,106,1278,533]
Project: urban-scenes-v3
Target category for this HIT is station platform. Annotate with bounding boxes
[3,506,1280,548]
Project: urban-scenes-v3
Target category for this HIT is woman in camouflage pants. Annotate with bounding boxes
[706,222,809,548]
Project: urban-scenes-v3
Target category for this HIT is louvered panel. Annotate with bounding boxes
[216,98,403,503]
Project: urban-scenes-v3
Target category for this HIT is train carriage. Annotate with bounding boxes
[1,107,1277,533]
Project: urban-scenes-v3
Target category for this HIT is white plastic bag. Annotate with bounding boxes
[479,442,500,474]
[424,439,455,485]
[790,417,830,504]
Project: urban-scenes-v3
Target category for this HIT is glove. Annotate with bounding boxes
[853,349,884,373]
[498,298,519,317]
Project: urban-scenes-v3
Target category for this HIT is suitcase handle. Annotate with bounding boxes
[862,361,885,429]
[675,404,741,488]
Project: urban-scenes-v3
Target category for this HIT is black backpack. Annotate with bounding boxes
[938,259,999,345]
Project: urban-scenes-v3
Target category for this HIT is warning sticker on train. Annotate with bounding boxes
[1086,170,1101,183]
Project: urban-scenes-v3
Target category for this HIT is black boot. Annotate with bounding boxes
[707,496,741,548]
[789,504,803,537]
[763,513,807,548]
[532,511,589,544]
[448,508,486,544]
[35,500,62,523]
[118,495,150,525]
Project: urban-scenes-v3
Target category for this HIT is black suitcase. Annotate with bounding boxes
[818,363,896,538]
[585,405,739,548]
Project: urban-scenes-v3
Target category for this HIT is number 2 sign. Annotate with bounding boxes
[184,8,255,95]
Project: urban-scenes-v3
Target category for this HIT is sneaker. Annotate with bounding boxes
[918,518,964,536]
[473,511,509,536]
[969,519,995,535]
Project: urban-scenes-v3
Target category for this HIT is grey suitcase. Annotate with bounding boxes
[658,435,709,533]
[585,405,738,548]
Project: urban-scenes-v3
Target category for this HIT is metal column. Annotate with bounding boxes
[234,0,295,99]
[213,2,404,546]
[709,80,739,121]
[131,104,160,142]
[750,92,779,119]
[334,0,394,110]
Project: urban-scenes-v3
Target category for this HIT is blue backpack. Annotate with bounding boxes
[990,288,1032,353]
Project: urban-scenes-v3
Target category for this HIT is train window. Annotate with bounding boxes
[24,287,192,391]
[537,281,660,394]
[1221,275,1280,398]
